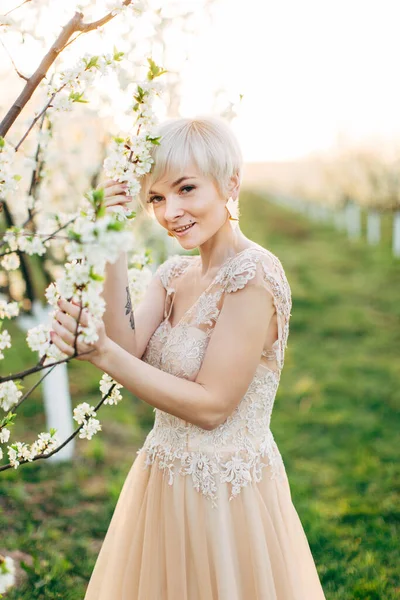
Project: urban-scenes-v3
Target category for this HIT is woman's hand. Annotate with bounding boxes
[50,298,110,365]
[99,179,133,215]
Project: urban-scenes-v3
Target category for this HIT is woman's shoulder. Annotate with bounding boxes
[231,243,287,276]
[155,253,197,290]
[222,243,291,298]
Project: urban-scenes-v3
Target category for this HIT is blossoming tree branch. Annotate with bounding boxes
[0,0,166,472]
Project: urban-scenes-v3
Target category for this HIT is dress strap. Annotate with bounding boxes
[155,254,197,320]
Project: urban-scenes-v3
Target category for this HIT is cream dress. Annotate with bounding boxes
[84,246,326,600]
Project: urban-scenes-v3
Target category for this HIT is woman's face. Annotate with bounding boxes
[147,162,228,249]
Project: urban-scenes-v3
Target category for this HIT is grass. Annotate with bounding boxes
[1,190,399,599]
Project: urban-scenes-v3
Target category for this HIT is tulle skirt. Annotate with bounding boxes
[84,451,326,600]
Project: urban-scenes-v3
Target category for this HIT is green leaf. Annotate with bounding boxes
[91,188,105,203]
[0,137,5,148]
[69,92,89,104]
[147,135,161,145]
[113,46,124,61]
[146,57,167,80]
[89,267,104,282]
[97,204,106,219]
[67,230,82,242]
[84,56,99,70]
[107,221,125,232]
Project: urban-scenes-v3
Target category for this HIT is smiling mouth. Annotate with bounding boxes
[173,222,196,233]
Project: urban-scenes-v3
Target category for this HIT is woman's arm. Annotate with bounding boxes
[96,338,213,428]
[99,179,166,358]
[100,180,138,354]
[95,281,273,430]
[51,263,274,430]
[102,252,137,355]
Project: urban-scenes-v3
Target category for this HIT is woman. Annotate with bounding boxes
[51,116,326,599]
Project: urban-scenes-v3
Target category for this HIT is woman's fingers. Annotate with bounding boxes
[57,299,89,326]
[104,183,128,198]
[50,330,75,356]
[52,318,75,346]
[55,309,79,333]
[105,195,132,208]
[98,179,123,190]
[105,185,125,198]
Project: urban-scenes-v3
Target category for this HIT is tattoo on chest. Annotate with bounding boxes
[125,286,135,330]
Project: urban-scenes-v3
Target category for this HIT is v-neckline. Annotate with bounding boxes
[164,246,255,331]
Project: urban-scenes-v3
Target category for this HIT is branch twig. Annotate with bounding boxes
[0,382,116,472]
[0,37,29,81]
[4,0,32,18]
[0,346,95,384]
[0,1,133,139]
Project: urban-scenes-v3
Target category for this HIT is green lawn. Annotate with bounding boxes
[1,191,399,599]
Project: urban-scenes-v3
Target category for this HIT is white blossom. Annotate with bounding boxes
[0,300,19,319]
[106,0,128,15]
[0,555,16,594]
[51,93,75,112]
[79,286,106,319]
[1,252,20,271]
[128,265,152,304]
[100,373,123,405]
[30,431,59,456]
[27,324,51,356]
[0,330,11,360]
[0,427,11,443]
[7,441,33,468]
[65,261,91,285]
[44,282,60,307]
[3,229,19,251]
[78,314,99,344]
[17,235,47,256]
[44,342,69,365]
[130,251,150,267]
[79,417,102,440]
[55,275,75,300]
[73,402,96,425]
[0,138,19,197]
[0,252,20,271]
[0,381,22,412]
[0,61,165,460]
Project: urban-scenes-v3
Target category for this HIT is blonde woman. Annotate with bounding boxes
[51,116,326,599]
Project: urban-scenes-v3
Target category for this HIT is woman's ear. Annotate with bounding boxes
[227,172,241,200]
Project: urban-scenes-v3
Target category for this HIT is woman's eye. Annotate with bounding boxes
[148,185,195,203]
[181,185,195,194]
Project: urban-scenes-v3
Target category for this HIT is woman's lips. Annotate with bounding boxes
[173,222,196,237]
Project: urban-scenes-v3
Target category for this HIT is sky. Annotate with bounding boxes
[178,0,400,161]
[2,0,400,162]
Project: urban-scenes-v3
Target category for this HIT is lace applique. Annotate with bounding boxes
[155,254,195,290]
[140,247,292,507]
[214,248,292,370]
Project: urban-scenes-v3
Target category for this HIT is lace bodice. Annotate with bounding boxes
[138,246,292,507]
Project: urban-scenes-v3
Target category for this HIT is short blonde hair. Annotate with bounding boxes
[137,115,243,214]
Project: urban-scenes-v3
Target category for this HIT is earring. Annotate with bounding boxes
[167,231,174,237]
[226,196,239,221]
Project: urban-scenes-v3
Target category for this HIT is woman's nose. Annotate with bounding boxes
[164,197,184,221]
